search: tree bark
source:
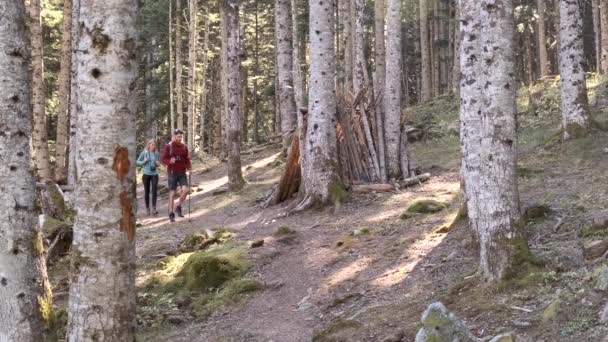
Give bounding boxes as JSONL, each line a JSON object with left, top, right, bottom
{"left": 222, "top": 0, "right": 245, "bottom": 190}
{"left": 187, "top": 0, "right": 198, "bottom": 149}
{"left": 344, "top": 0, "right": 353, "bottom": 94}
{"left": 275, "top": 0, "right": 297, "bottom": 149}
{"left": 176, "top": 0, "right": 184, "bottom": 131}
{"left": 68, "top": 0, "right": 80, "bottom": 186}
{"left": 55, "top": 0, "right": 73, "bottom": 183}
{"left": 297, "top": 0, "right": 343, "bottom": 209}
{"left": 169, "top": 0, "right": 175, "bottom": 132}
{"left": 30, "top": 0, "right": 51, "bottom": 181}
{"left": 66, "top": 0, "right": 138, "bottom": 339}
{"left": 601, "top": 0, "right": 608, "bottom": 73}
{"left": 145, "top": 38, "right": 158, "bottom": 142}
{"left": 559, "top": 0, "right": 591, "bottom": 140}
{"left": 593, "top": 0, "right": 601, "bottom": 74}
{"left": 451, "top": 0, "right": 460, "bottom": 95}
{"left": 459, "top": 0, "right": 482, "bottom": 242}
{"left": 537, "top": 0, "right": 550, "bottom": 77}
{"left": 292, "top": 0, "right": 304, "bottom": 110}
{"left": 384, "top": 0, "right": 404, "bottom": 180}
{"left": 0, "top": 2, "right": 53, "bottom": 340}
{"left": 374, "top": 0, "right": 387, "bottom": 182}
{"left": 477, "top": 0, "right": 525, "bottom": 281}
{"left": 419, "top": 0, "right": 432, "bottom": 102}
{"left": 199, "top": 8, "right": 210, "bottom": 151}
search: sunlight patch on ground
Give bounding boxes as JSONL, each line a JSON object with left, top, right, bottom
{"left": 365, "top": 207, "right": 405, "bottom": 223}
{"left": 370, "top": 233, "right": 446, "bottom": 288}
{"left": 322, "top": 257, "right": 372, "bottom": 290}
{"left": 243, "top": 152, "right": 281, "bottom": 175}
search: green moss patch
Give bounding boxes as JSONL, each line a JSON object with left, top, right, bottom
{"left": 406, "top": 200, "right": 447, "bottom": 214}
{"left": 179, "top": 229, "right": 234, "bottom": 252}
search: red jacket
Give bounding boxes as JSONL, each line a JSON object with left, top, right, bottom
{"left": 161, "top": 141, "right": 192, "bottom": 174}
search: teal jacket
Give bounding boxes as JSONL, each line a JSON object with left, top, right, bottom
{"left": 136, "top": 150, "right": 161, "bottom": 176}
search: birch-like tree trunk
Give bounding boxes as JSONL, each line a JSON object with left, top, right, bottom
{"left": 292, "top": 0, "right": 303, "bottom": 109}
{"left": 537, "top": 0, "right": 550, "bottom": 77}
{"left": 344, "top": 0, "right": 353, "bottom": 94}
{"left": 275, "top": 0, "right": 297, "bottom": 149}
{"left": 459, "top": 0, "right": 482, "bottom": 242}
{"left": 68, "top": 0, "right": 80, "bottom": 186}
{"left": 30, "top": 0, "right": 51, "bottom": 180}
{"left": 199, "top": 9, "right": 210, "bottom": 151}
{"left": 169, "top": 0, "right": 175, "bottom": 132}
{"left": 593, "top": 0, "right": 601, "bottom": 74}
{"left": 559, "top": 0, "right": 590, "bottom": 140}
{"left": 0, "top": 2, "right": 53, "bottom": 340}
{"left": 145, "top": 39, "right": 158, "bottom": 141}
{"left": 601, "top": 0, "right": 608, "bottom": 73}
{"left": 187, "top": 0, "right": 198, "bottom": 149}
{"left": 419, "top": 0, "right": 432, "bottom": 102}
{"left": 55, "top": 0, "right": 73, "bottom": 183}
{"left": 451, "top": 0, "right": 461, "bottom": 95}
{"left": 477, "top": 0, "right": 526, "bottom": 281}
{"left": 297, "top": 0, "right": 343, "bottom": 209}
{"left": 222, "top": 0, "right": 245, "bottom": 190}
{"left": 176, "top": 0, "right": 184, "bottom": 131}
{"left": 374, "top": 0, "right": 387, "bottom": 182}
{"left": 66, "top": 0, "right": 138, "bottom": 339}
{"left": 384, "top": 0, "right": 404, "bottom": 180}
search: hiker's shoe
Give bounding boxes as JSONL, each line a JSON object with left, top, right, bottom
{"left": 152, "top": 207, "right": 158, "bottom": 215}
{"left": 146, "top": 208, "right": 151, "bottom": 216}
{"left": 176, "top": 205, "right": 184, "bottom": 217}
{"left": 169, "top": 212, "right": 175, "bottom": 222}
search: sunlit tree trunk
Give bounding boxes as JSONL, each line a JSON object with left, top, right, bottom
{"left": 559, "top": 0, "right": 590, "bottom": 139}
{"left": 66, "top": 0, "right": 138, "bottom": 339}
{"left": 292, "top": 0, "right": 303, "bottom": 109}
{"left": 176, "top": 0, "right": 184, "bottom": 131}
{"left": 593, "top": 0, "right": 601, "bottom": 74}
{"left": 30, "top": 0, "right": 51, "bottom": 180}
{"left": 601, "top": 0, "right": 608, "bottom": 73}
{"left": 537, "top": 0, "right": 550, "bottom": 77}
{"left": 275, "top": 0, "right": 297, "bottom": 149}
{"left": 146, "top": 38, "right": 158, "bottom": 142}
{"left": 199, "top": 9, "right": 210, "bottom": 151}
{"left": 0, "top": 2, "right": 53, "bottom": 339}
{"left": 221, "top": 0, "right": 245, "bottom": 190}
{"left": 451, "top": 0, "right": 460, "bottom": 95}
{"left": 419, "top": 0, "right": 432, "bottom": 101}
{"left": 55, "top": 0, "right": 73, "bottom": 183}
{"left": 169, "top": 0, "right": 175, "bottom": 132}
{"left": 68, "top": 0, "right": 80, "bottom": 186}
{"left": 374, "top": 0, "right": 386, "bottom": 182}
{"left": 187, "top": 0, "right": 198, "bottom": 149}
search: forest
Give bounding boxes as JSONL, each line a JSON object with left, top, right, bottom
{"left": 2, "top": 0, "right": 608, "bottom": 341}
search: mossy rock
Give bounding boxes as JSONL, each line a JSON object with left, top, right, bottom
{"left": 42, "top": 216, "right": 72, "bottom": 237}
{"left": 193, "top": 278, "right": 262, "bottom": 317}
{"left": 178, "top": 243, "right": 250, "bottom": 292}
{"left": 179, "top": 230, "right": 234, "bottom": 252}
{"left": 329, "top": 179, "right": 350, "bottom": 207}
{"left": 406, "top": 200, "right": 447, "bottom": 214}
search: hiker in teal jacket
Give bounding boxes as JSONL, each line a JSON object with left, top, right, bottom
{"left": 137, "top": 139, "right": 161, "bottom": 215}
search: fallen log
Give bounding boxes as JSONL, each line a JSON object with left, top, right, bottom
{"left": 350, "top": 173, "right": 432, "bottom": 193}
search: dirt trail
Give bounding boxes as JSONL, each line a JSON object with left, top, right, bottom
{"left": 136, "top": 131, "right": 608, "bottom": 342}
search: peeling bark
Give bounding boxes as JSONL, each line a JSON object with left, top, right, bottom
{"left": 67, "top": 0, "right": 138, "bottom": 339}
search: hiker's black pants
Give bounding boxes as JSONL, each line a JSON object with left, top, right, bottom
{"left": 143, "top": 174, "right": 159, "bottom": 209}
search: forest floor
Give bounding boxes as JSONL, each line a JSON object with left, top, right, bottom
{"left": 50, "top": 80, "right": 608, "bottom": 341}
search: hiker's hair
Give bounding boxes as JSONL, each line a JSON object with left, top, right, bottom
{"left": 146, "top": 139, "right": 156, "bottom": 151}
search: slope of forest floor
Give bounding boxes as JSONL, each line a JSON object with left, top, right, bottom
{"left": 50, "top": 79, "right": 608, "bottom": 341}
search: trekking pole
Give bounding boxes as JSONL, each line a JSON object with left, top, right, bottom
{"left": 188, "top": 171, "right": 192, "bottom": 223}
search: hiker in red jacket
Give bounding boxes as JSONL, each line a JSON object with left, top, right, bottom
{"left": 161, "top": 129, "right": 192, "bottom": 222}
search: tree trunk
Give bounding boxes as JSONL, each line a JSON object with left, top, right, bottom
{"left": 344, "top": 0, "right": 353, "bottom": 94}
{"left": 292, "top": 0, "right": 304, "bottom": 109}
{"left": 459, "top": 0, "right": 482, "bottom": 242}
{"left": 187, "top": 0, "right": 198, "bottom": 149}
{"left": 169, "top": 0, "right": 175, "bottom": 132}
{"left": 68, "top": 0, "right": 80, "bottom": 186}
{"left": 297, "top": 0, "right": 343, "bottom": 209}
{"left": 0, "top": 2, "right": 53, "bottom": 340}
{"left": 222, "top": 0, "right": 245, "bottom": 190}
{"left": 176, "top": 0, "right": 184, "bottom": 131}
{"left": 477, "top": 0, "right": 526, "bottom": 281}
{"left": 537, "top": 0, "right": 550, "bottom": 77}
{"left": 419, "top": 0, "right": 432, "bottom": 102}
{"left": 212, "top": 57, "right": 223, "bottom": 155}
{"left": 253, "top": 2, "right": 261, "bottom": 144}
{"left": 593, "top": 0, "right": 601, "bottom": 74}
{"left": 384, "top": 0, "right": 403, "bottom": 180}
{"left": 30, "top": 0, "right": 51, "bottom": 181}
{"left": 559, "top": 0, "right": 591, "bottom": 140}
{"left": 276, "top": 0, "right": 297, "bottom": 149}
{"left": 451, "top": 0, "right": 460, "bottom": 95}
{"left": 66, "top": 0, "right": 138, "bottom": 339}
{"left": 199, "top": 9, "right": 210, "bottom": 151}
{"left": 374, "top": 0, "right": 387, "bottom": 182}
{"left": 55, "top": 0, "right": 73, "bottom": 183}
{"left": 601, "top": 0, "right": 608, "bottom": 73}
{"left": 146, "top": 39, "right": 158, "bottom": 142}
